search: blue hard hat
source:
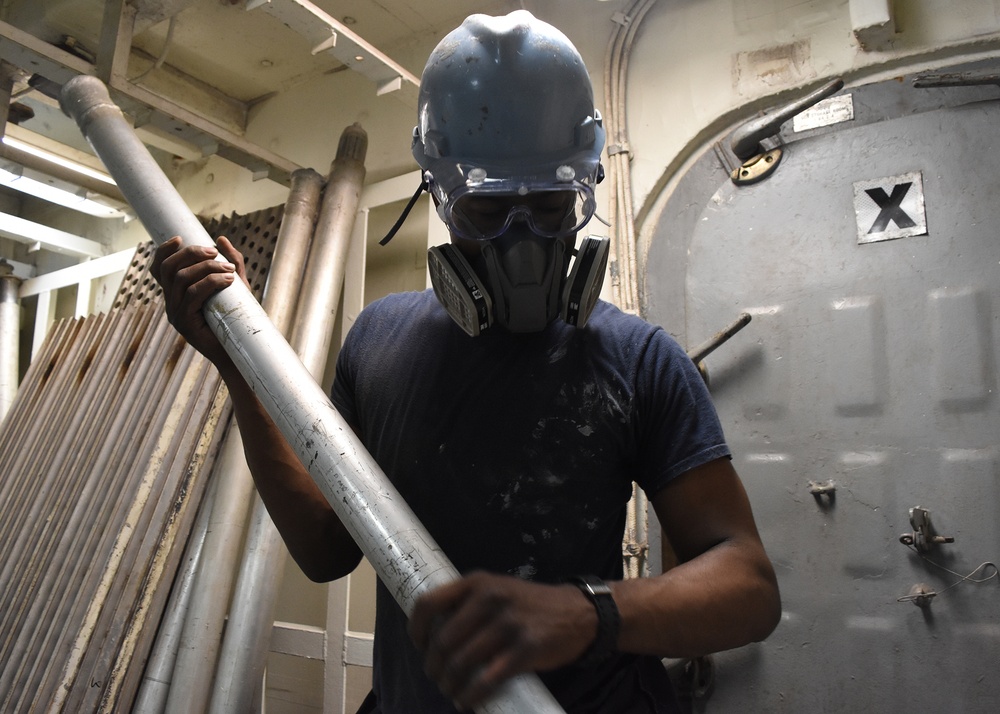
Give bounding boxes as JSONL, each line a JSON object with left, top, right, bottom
{"left": 412, "top": 11, "right": 605, "bottom": 226}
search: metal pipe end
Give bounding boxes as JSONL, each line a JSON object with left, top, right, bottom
{"left": 58, "top": 75, "right": 117, "bottom": 125}
{"left": 290, "top": 167, "right": 325, "bottom": 185}
{"left": 335, "top": 123, "right": 368, "bottom": 163}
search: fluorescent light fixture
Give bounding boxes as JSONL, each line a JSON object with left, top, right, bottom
{"left": 0, "top": 159, "right": 127, "bottom": 218}
{"left": 2, "top": 135, "right": 117, "bottom": 186}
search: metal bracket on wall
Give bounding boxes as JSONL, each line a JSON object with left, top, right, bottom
{"left": 808, "top": 479, "right": 836, "bottom": 500}
{"left": 807, "top": 479, "right": 836, "bottom": 512}
{"left": 728, "top": 78, "right": 844, "bottom": 186}
{"left": 899, "top": 506, "right": 954, "bottom": 552}
{"left": 902, "top": 583, "right": 937, "bottom": 608}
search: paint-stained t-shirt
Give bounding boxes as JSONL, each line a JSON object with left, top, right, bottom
{"left": 331, "top": 290, "right": 729, "bottom": 714}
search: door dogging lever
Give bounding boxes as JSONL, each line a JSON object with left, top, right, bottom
{"left": 729, "top": 77, "right": 844, "bottom": 185}
{"left": 899, "top": 506, "right": 954, "bottom": 552}
{"left": 687, "top": 313, "right": 752, "bottom": 385}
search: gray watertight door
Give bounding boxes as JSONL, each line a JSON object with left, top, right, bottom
{"left": 644, "top": 61, "right": 1000, "bottom": 712}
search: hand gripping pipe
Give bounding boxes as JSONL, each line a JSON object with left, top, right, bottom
{"left": 60, "top": 76, "right": 565, "bottom": 714}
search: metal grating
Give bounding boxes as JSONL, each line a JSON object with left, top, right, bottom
{"left": 0, "top": 204, "right": 283, "bottom": 712}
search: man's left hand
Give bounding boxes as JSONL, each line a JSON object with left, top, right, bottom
{"left": 408, "top": 571, "right": 596, "bottom": 710}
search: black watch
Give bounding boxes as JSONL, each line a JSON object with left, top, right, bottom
{"left": 570, "top": 575, "right": 621, "bottom": 667}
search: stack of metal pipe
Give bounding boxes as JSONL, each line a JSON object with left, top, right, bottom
{"left": 0, "top": 206, "right": 281, "bottom": 712}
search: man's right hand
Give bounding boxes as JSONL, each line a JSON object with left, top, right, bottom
{"left": 150, "top": 235, "right": 247, "bottom": 370}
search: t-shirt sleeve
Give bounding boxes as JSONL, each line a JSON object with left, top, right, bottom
{"left": 632, "top": 328, "right": 731, "bottom": 496}
{"left": 330, "top": 310, "right": 368, "bottom": 430}
{"left": 330, "top": 358, "right": 356, "bottom": 427}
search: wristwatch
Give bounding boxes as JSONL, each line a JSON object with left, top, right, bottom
{"left": 570, "top": 575, "right": 621, "bottom": 667}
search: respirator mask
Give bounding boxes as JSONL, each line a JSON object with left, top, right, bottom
{"left": 423, "top": 179, "right": 608, "bottom": 336}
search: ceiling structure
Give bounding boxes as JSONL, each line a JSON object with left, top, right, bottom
{"left": 0, "top": 0, "right": 512, "bottom": 273}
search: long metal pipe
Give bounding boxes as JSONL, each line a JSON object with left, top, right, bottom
{"left": 136, "top": 168, "right": 322, "bottom": 714}
{"left": 131, "top": 463, "right": 216, "bottom": 713}
{"left": 211, "top": 124, "right": 367, "bottom": 712}
{"left": 161, "top": 430, "right": 255, "bottom": 713}
{"left": 0, "top": 260, "right": 20, "bottom": 421}
{"left": 162, "top": 166, "right": 323, "bottom": 714}
{"left": 61, "top": 75, "right": 564, "bottom": 714}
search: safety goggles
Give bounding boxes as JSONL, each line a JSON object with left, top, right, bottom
{"left": 378, "top": 160, "right": 601, "bottom": 246}
{"left": 442, "top": 182, "right": 596, "bottom": 241}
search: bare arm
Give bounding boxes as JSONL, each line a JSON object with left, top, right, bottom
{"left": 612, "top": 457, "right": 781, "bottom": 657}
{"left": 151, "top": 236, "right": 362, "bottom": 581}
{"left": 408, "top": 457, "right": 780, "bottom": 709}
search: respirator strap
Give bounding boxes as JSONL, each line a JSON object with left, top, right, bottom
{"left": 379, "top": 179, "right": 429, "bottom": 246}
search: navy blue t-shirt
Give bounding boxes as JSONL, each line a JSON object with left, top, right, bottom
{"left": 331, "top": 290, "right": 729, "bottom": 714}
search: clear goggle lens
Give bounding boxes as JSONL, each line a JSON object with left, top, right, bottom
{"left": 444, "top": 185, "right": 595, "bottom": 241}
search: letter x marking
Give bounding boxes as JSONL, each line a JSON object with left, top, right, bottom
{"left": 865, "top": 183, "right": 916, "bottom": 233}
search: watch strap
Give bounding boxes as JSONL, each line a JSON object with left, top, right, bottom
{"left": 570, "top": 575, "right": 621, "bottom": 667}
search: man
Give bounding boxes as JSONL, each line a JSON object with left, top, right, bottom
{"left": 152, "top": 10, "right": 780, "bottom": 714}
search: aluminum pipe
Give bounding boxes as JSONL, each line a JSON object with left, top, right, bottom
{"left": 165, "top": 168, "right": 323, "bottom": 714}
{"left": 0, "top": 260, "right": 20, "bottom": 421}
{"left": 60, "top": 76, "right": 564, "bottom": 714}
{"left": 132, "top": 476, "right": 215, "bottom": 714}
{"left": 211, "top": 127, "right": 367, "bottom": 713}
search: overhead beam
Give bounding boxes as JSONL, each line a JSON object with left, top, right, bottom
{"left": 133, "top": 0, "right": 202, "bottom": 36}
{"left": 0, "top": 211, "right": 106, "bottom": 258}
{"left": 19, "top": 246, "right": 135, "bottom": 298}
{"left": 0, "top": 19, "right": 300, "bottom": 186}
{"left": 96, "top": 0, "right": 134, "bottom": 86}
{"left": 0, "top": 19, "right": 93, "bottom": 86}
{"left": 247, "top": 0, "right": 419, "bottom": 102}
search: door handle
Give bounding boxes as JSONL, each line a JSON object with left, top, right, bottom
{"left": 729, "top": 78, "right": 844, "bottom": 185}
